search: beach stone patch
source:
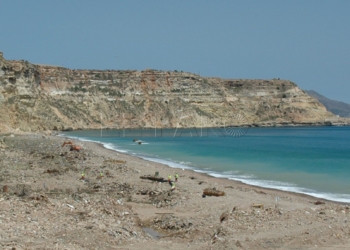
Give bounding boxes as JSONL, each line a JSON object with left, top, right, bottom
{"left": 211, "top": 205, "right": 350, "bottom": 249}
{"left": 1, "top": 134, "right": 350, "bottom": 249}
{"left": 13, "top": 184, "right": 31, "bottom": 197}
{"left": 0, "top": 135, "right": 147, "bottom": 246}
{"left": 148, "top": 190, "right": 182, "bottom": 208}
{"left": 152, "top": 215, "right": 194, "bottom": 232}
{"left": 87, "top": 181, "right": 135, "bottom": 196}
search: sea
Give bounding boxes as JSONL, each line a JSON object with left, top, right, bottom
{"left": 60, "top": 126, "right": 350, "bottom": 203}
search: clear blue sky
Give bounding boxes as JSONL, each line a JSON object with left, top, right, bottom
{"left": 1, "top": 0, "right": 349, "bottom": 102}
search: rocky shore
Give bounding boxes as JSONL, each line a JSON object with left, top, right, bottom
{"left": 0, "top": 133, "right": 350, "bottom": 250}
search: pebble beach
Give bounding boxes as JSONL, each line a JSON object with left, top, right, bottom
{"left": 0, "top": 133, "right": 350, "bottom": 250}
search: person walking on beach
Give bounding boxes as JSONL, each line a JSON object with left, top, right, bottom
{"left": 168, "top": 174, "right": 172, "bottom": 183}
{"left": 175, "top": 173, "right": 179, "bottom": 182}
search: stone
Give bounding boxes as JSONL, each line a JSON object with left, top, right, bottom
{"left": 0, "top": 53, "right": 341, "bottom": 133}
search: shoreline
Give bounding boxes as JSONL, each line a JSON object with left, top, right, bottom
{"left": 77, "top": 134, "right": 340, "bottom": 203}
{"left": 61, "top": 132, "right": 350, "bottom": 205}
{"left": 1, "top": 133, "right": 350, "bottom": 249}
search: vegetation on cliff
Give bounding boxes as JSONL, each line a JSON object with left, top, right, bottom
{"left": 0, "top": 52, "right": 336, "bottom": 133}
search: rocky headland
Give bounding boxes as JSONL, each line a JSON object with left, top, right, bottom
{"left": 1, "top": 51, "right": 347, "bottom": 134}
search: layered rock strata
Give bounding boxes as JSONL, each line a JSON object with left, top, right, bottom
{"left": 0, "top": 52, "right": 337, "bottom": 133}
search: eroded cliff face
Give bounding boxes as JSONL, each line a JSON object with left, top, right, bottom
{"left": 0, "top": 52, "right": 336, "bottom": 133}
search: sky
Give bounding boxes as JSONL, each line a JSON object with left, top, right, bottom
{"left": 1, "top": 0, "right": 349, "bottom": 102}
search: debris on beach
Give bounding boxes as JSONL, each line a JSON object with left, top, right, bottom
{"left": 219, "top": 207, "right": 237, "bottom": 223}
{"left": 252, "top": 203, "right": 264, "bottom": 209}
{"left": 70, "top": 145, "right": 82, "bottom": 151}
{"left": 61, "top": 140, "right": 82, "bottom": 151}
{"left": 203, "top": 188, "right": 225, "bottom": 197}
{"left": 314, "top": 201, "right": 325, "bottom": 205}
{"left": 44, "top": 169, "right": 60, "bottom": 174}
{"left": 151, "top": 214, "right": 194, "bottom": 232}
{"left": 1, "top": 134, "right": 350, "bottom": 249}
{"left": 220, "top": 211, "right": 230, "bottom": 223}
{"left": 140, "top": 175, "right": 167, "bottom": 182}
{"left": 103, "top": 159, "right": 126, "bottom": 164}
{"left": 61, "top": 141, "right": 74, "bottom": 147}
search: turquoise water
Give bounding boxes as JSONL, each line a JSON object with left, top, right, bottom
{"left": 61, "top": 126, "right": 350, "bottom": 203}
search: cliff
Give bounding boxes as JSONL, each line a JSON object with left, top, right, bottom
{"left": 0, "top": 52, "right": 338, "bottom": 133}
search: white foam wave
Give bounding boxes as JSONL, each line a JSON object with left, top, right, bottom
{"left": 58, "top": 133, "right": 350, "bottom": 203}
{"left": 225, "top": 176, "right": 350, "bottom": 203}
{"left": 178, "top": 161, "right": 193, "bottom": 166}
{"left": 193, "top": 170, "right": 350, "bottom": 203}
{"left": 103, "top": 143, "right": 128, "bottom": 153}
{"left": 142, "top": 157, "right": 193, "bottom": 170}
{"left": 59, "top": 134, "right": 129, "bottom": 153}
{"left": 222, "top": 170, "right": 240, "bottom": 175}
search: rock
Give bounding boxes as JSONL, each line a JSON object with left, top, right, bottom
{"left": 0, "top": 53, "right": 339, "bottom": 133}
{"left": 314, "top": 201, "right": 325, "bottom": 205}
{"left": 62, "top": 127, "right": 73, "bottom": 131}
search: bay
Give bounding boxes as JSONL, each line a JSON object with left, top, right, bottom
{"left": 61, "top": 126, "right": 350, "bottom": 203}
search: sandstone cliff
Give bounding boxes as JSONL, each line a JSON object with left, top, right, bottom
{"left": 0, "top": 52, "right": 337, "bottom": 133}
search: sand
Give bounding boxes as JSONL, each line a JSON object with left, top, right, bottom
{"left": 0, "top": 133, "right": 349, "bottom": 250}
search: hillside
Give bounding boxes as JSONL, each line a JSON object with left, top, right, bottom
{"left": 306, "top": 90, "right": 350, "bottom": 118}
{"left": 0, "top": 51, "right": 340, "bottom": 133}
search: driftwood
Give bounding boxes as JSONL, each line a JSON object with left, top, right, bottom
{"left": 314, "top": 201, "right": 325, "bottom": 205}
{"left": 44, "top": 169, "right": 60, "bottom": 174}
{"left": 62, "top": 141, "right": 73, "bottom": 147}
{"left": 103, "top": 159, "right": 126, "bottom": 164}
{"left": 203, "top": 188, "right": 225, "bottom": 197}
{"left": 252, "top": 204, "right": 264, "bottom": 209}
{"left": 140, "top": 175, "right": 167, "bottom": 182}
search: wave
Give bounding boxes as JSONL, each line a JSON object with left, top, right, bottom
{"left": 59, "top": 132, "right": 350, "bottom": 203}
{"left": 226, "top": 176, "right": 350, "bottom": 203}
{"left": 59, "top": 133, "right": 130, "bottom": 153}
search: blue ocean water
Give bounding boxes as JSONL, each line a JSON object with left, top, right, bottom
{"left": 61, "top": 126, "right": 350, "bottom": 203}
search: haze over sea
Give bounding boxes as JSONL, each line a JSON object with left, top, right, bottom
{"left": 62, "top": 126, "right": 350, "bottom": 203}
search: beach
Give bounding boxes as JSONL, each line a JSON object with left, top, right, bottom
{"left": 0, "top": 133, "right": 349, "bottom": 250}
